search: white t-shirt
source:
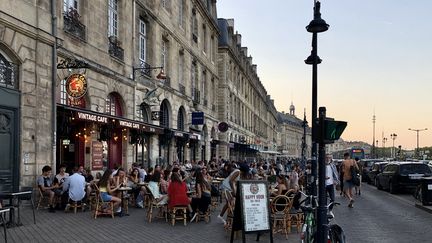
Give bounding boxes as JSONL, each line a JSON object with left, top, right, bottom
{"left": 326, "top": 164, "right": 334, "bottom": 186}
{"left": 56, "top": 173, "right": 69, "bottom": 185}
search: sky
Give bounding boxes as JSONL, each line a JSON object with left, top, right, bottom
{"left": 217, "top": 0, "right": 432, "bottom": 150}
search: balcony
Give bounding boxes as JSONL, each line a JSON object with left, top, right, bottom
{"left": 63, "top": 8, "right": 86, "bottom": 41}
{"left": 138, "top": 61, "right": 151, "bottom": 77}
{"left": 108, "top": 36, "right": 124, "bottom": 61}
{"left": 179, "top": 84, "right": 186, "bottom": 95}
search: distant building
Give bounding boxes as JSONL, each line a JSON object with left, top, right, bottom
{"left": 277, "top": 109, "right": 311, "bottom": 159}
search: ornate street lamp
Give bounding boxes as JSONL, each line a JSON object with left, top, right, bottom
{"left": 305, "top": 1, "right": 329, "bottom": 242}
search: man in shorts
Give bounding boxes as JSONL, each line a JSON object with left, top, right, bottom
{"left": 341, "top": 153, "right": 358, "bottom": 208}
{"left": 36, "top": 165, "right": 61, "bottom": 212}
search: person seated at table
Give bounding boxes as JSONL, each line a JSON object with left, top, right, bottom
{"left": 160, "top": 169, "right": 171, "bottom": 195}
{"left": 55, "top": 164, "right": 69, "bottom": 190}
{"left": 190, "top": 170, "right": 212, "bottom": 222}
{"left": 202, "top": 167, "right": 213, "bottom": 182}
{"left": 145, "top": 167, "right": 154, "bottom": 183}
{"left": 129, "top": 168, "right": 146, "bottom": 208}
{"left": 62, "top": 167, "right": 86, "bottom": 206}
{"left": 167, "top": 172, "right": 192, "bottom": 213}
{"left": 98, "top": 169, "right": 122, "bottom": 214}
{"left": 113, "top": 168, "right": 128, "bottom": 198}
{"left": 36, "top": 165, "right": 61, "bottom": 213}
{"left": 147, "top": 171, "right": 168, "bottom": 205}
{"left": 273, "top": 175, "right": 289, "bottom": 196}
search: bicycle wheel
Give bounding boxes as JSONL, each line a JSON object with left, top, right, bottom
{"left": 301, "top": 224, "right": 315, "bottom": 243}
{"left": 329, "top": 224, "right": 345, "bottom": 243}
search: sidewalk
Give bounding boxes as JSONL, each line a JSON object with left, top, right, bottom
{"left": 2, "top": 203, "right": 300, "bottom": 243}
{"left": 415, "top": 203, "right": 432, "bottom": 214}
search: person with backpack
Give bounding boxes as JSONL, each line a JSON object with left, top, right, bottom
{"left": 341, "top": 153, "right": 359, "bottom": 208}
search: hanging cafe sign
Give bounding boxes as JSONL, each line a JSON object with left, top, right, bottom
{"left": 66, "top": 73, "right": 88, "bottom": 99}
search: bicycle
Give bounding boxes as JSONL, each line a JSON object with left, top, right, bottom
{"left": 299, "top": 191, "right": 345, "bottom": 243}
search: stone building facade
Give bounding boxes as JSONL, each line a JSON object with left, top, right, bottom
{"left": 0, "top": 1, "right": 56, "bottom": 191}
{"left": 0, "top": 0, "right": 301, "bottom": 191}
{"left": 217, "top": 18, "right": 279, "bottom": 162}
{"left": 277, "top": 107, "right": 312, "bottom": 159}
{"left": 0, "top": 0, "right": 222, "bottom": 190}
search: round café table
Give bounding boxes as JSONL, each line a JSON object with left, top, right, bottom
{"left": 117, "top": 187, "right": 132, "bottom": 216}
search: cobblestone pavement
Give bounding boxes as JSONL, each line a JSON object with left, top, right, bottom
{"left": 2, "top": 202, "right": 300, "bottom": 243}
{"left": 334, "top": 183, "right": 432, "bottom": 243}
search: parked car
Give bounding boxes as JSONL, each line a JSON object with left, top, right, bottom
{"left": 360, "top": 159, "right": 384, "bottom": 183}
{"left": 376, "top": 162, "right": 432, "bottom": 193}
{"left": 367, "top": 162, "right": 388, "bottom": 186}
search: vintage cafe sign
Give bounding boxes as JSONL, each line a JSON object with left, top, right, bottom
{"left": 66, "top": 73, "right": 88, "bottom": 99}
{"left": 76, "top": 112, "right": 108, "bottom": 123}
{"left": 118, "top": 120, "right": 141, "bottom": 129}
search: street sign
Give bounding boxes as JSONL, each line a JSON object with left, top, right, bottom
{"left": 323, "top": 118, "right": 347, "bottom": 144}
{"left": 192, "top": 112, "right": 204, "bottom": 125}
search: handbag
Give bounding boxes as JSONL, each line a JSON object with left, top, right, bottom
{"left": 350, "top": 165, "right": 360, "bottom": 186}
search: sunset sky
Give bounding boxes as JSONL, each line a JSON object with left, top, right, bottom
{"left": 218, "top": 0, "right": 432, "bottom": 150}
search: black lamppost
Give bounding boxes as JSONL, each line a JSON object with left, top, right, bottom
{"left": 305, "top": 0, "right": 329, "bottom": 196}
{"left": 305, "top": 1, "right": 329, "bottom": 242}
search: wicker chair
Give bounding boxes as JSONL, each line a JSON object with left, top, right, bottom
{"left": 93, "top": 184, "right": 114, "bottom": 219}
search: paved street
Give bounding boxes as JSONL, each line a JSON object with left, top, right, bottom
{"left": 334, "top": 183, "right": 432, "bottom": 243}
{"left": 2, "top": 184, "right": 432, "bottom": 243}
{"left": 2, "top": 202, "right": 300, "bottom": 243}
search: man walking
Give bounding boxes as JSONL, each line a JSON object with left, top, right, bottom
{"left": 341, "top": 152, "right": 358, "bottom": 208}
{"left": 325, "top": 154, "right": 339, "bottom": 203}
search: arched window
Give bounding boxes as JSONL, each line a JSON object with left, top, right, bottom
{"left": 0, "top": 53, "right": 18, "bottom": 89}
{"left": 160, "top": 100, "right": 170, "bottom": 128}
{"left": 177, "top": 107, "right": 185, "bottom": 131}
{"left": 139, "top": 103, "right": 150, "bottom": 122}
{"left": 105, "top": 93, "right": 123, "bottom": 116}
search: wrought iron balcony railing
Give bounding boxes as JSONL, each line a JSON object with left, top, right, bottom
{"left": 108, "top": 36, "right": 124, "bottom": 61}
{"left": 138, "top": 61, "right": 151, "bottom": 77}
{"left": 63, "top": 9, "right": 86, "bottom": 41}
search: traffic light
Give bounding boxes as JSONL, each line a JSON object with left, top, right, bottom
{"left": 321, "top": 118, "right": 347, "bottom": 144}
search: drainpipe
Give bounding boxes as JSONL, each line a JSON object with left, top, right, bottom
{"left": 51, "top": 0, "right": 58, "bottom": 173}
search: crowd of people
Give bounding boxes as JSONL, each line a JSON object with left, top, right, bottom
{"left": 33, "top": 153, "right": 362, "bottom": 221}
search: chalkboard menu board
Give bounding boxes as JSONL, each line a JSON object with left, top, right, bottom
{"left": 230, "top": 180, "right": 273, "bottom": 243}
{"left": 92, "top": 141, "right": 103, "bottom": 170}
